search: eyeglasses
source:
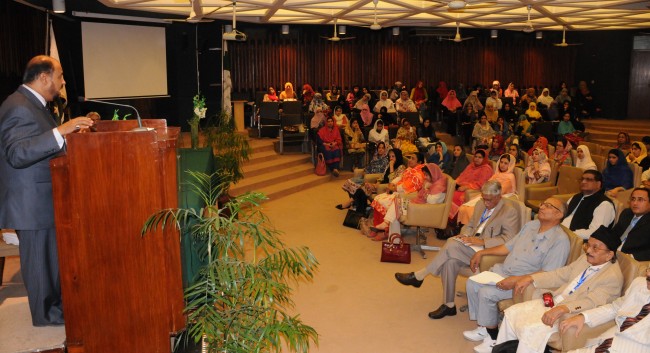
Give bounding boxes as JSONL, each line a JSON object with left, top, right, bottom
{"left": 540, "top": 202, "right": 562, "bottom": 213}
{"left": 631, "top": 197, "right": 649, "bottom": 202}
{"left": 585, "top": 242, "right": 609, "bottom": 253}
{"left": 581, "top": 177, "right": 596, "bottom": 182}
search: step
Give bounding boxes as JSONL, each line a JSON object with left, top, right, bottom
{"left": 230, "top": 163, "right": 315, "bottom": 194}
{"left": 242, "top": 154, "right": 312, "bottom": 178}
{"left": 253, "top": 173, "right": 339, "bottom": 201}
{"left": 248, "top": 138, "right": 276, "bottom": 153}
{"left": 246, "top": 149, "right": 284, "bottom": 165}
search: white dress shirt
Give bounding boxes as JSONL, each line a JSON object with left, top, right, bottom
{"left": 562, "top": 195, "right": 616, "bottom": 240}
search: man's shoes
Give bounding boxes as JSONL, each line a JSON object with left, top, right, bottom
{"left": 473, "top": 338, "right": 496, "bottom": 353}
{"left": 427, "top": 304, "right": 457, "bottom": 319}
{"left": 394, "top": 272, "right": 423, "bottom": 288}
{"left": 463, "top": 326, "right": 489, "bottom": 342}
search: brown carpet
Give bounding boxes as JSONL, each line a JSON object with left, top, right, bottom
{"left": 262, "top": 176, "right": 481, "bottom": 352}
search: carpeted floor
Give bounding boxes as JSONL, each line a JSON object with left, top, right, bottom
{"left": 0, "top": 174, "right": 482, "bottom": 353}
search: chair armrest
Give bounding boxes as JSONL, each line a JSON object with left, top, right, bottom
{"left": 401, "top": 202, "right": 446, "bottom": 228}
{"left": 512, "top": 284, "right": 537, "bottom": 304}
{"left": 560, "top": 321, "right": 616, "bottom": 352}
{"left": 479, "top": 255, "right": 506, "bottom": 272}
{"left": 526, "top": 186, "right": 559, "bottom": 203}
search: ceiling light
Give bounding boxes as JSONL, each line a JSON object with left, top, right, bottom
{"left": 491, "top": 29, "right": 498, "bottom": 39}
{"left": 282, "top": 25, "right": 289, "bottom": 35}
{"left": 448, "top": 1, "right": 466, "bottom": 10}
{"left": 52, "top": 0, "right": 65, "bottom": 13}
{"left": 225, "top": 24, "right": 233, "bottom": 33}
{"left": 338, "top": 25, "right": 346, "bottom": 35}
{"left": 536, "top": 31, "right": 543, "bottom": 39}
{"left": 392, "top": 27, "right": 400, "bottom": 36}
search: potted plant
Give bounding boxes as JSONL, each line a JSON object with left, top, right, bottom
{"left": 142, "top": 170, "right": 319, "bottom": 353}
{"left": 205, "top": 109, "right": 252, "bottom": 188}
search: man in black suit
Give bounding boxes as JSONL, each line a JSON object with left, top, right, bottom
{"left": 614, "top": 187, "right": 650, "bottom": 261}
{"left": 0, "top": 55, "right": 93, "bottom": 326}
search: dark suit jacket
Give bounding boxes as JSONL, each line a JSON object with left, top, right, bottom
{"left": 614, "top": 209, "right": 650, "bottom": 261}
{"left": 0, "top": 85, "right": 62, "bottom": 230}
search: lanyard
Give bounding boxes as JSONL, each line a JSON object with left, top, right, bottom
{"left": 479, "top": 208, "right": 493, "bottom": 224}
{"left": 569, "top": 267, "right": 596, "bottom": 295}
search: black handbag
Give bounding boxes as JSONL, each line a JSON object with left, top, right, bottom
{"left": 342, "top": 210, "right": 364, "bottom": 229}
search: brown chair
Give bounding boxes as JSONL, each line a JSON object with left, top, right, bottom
{"left": 591, "top": 154, "right": 607, "bottom": 172}
{"left": 629, "top": 162, "right": 642, "bottom": 187}
{"left": 0, "top": 231, "right": 20, "bottom": 285}
{"left": 525, "top": 165, "right": 585, "bottom": 213}
{"left": 579, "top": 141, "right": 601, "bottom": 156}
{"left": 558, "top": 253, "right": 650, "bottom": 352}
{"left": 400, "top": 174, "right": 456, "bottom": 259}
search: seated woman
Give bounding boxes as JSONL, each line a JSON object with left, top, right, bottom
{"left": 524, "top": 147, "right": 551, "bottom": 184}
{"left": 346, "top": 85, "right": 360, "bottom": 110}
{"left": 444, "top": 145, "right": 470, "bottom": 179}
{"left": 557, "top": 111, "right": 576, "bottom": 136}
{"left": 484, "top": 101, "right": 499, "bottom": 124}
{"left": 554, "top": 87, "right": 572, "bottom": 106}
{"left": 395, "top": 118, "right": 418, "bottom": 155}
{"left": 309, "top": 93, "right": 329, "bottom": 114}
{"left": 457, "top": 153, "right": 517, "bottom": 225}
{"left": 604, "top": 148, "right": 634, "bottom": 198}
{"left": 492, "top": 116, "right": 513, "bottom": 142}
{"left": 344, "top": 118, "right": 367, "bottom": 170}
{"left": 520, "top": 87, "right": 537, "bottom": 111}
{"left": 410, "top": 81, "right": 429, "bottom": 116}
{"left": 508, "top": 143, "right": 526, "bottom": 169}
{"left": 552, "top": 137, "right": 573, "bottom": 167}
{"left": 354, "top": 93, "right": 374, "bottom": 127}
{"left": 337, "top": 141, "right": 390, "bottom": 211}
{"left": 503, "top": 82, "right": 519, "bottom": 106}
{"left": 460, "top": 101, "right": 479, "bottom": 146}
{"left": 411, "top": 163, "right": 447, "bottom": 205}
{"left": 536, "top": 88, "right": 554, "bottom": 119}
{"left": 575, "top": 145, "right": 598, "bottom": 171}
{"left": 527, "top": 136, "right": 549, "bottom": 157}
{"left": 463, "top": 90, "right": 484, "bottom": 111}
{"left": 426, "top": 141, "right": 450, "bottom": 169}
{"left": 310, "top": 105, "right": 326, "bottom": 129}
{"left": 488, "top": 135, "right": 506, "bottom": 162}
{"left": 326, "top": 86, "right": 340, "bottom": 102}
{"left": 626, "top": 141, "right": 650, "bottom": 171}
{"left": 332, "top": 106, "right": 349, "bottom": 127}
{"left": 485, "top": 90, "right": 502, "bottom": 111}
{"left": 262, "top": 86, "right": 279, "bottom": 102}
{"left": 525, "top": 102, "right": 542, "bottom": 122}
{"left": 516, "top": 115, "right": 535, "bottom": 150}
{"left": 373, "top": 90, "right": 396, "bottom": 114}
{"left": 449, "top": 149, "right": 493, "bottom": 223}
{"left": 393, "top": 152, "right": 426, "bottom": 195}
{"left": 417, "top": 118, "right": 437, "bottom": 152}
{"left": 301, "top": 84, "right": 315, "bottom": 109}
{"left": 472, "top": 115, "right": 496, "bottom": 151}
{"left": 396, "top": 90, "right": 417, "bottom": 113}
{"left": 279, "top": 82, "right": 297, "bottom": 101}
{"left": 368, "top": 118, "right": 389, "bottom": 146}
{"left": 317, "top": 116, "right": 343, "bottom": 177}
{"left": 614, "top": 132, "right": 632, "bottom": 154}
{"left": 441, "top": 89, "right": 462, "bottom": 135}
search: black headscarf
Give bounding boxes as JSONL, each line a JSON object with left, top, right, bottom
{"left": 382, "top": 148, "right": 404, "bottom": 183}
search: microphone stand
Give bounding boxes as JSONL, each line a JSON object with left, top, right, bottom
{"left": 78, "top": 97, "right": 154, "bottom": 132}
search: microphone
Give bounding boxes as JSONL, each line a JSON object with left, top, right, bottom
{"left": 77, "top": 96, "right": 153, "bottom": 132}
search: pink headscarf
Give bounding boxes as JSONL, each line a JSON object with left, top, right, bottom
{"left": 413, "top": 163, "right": 447, "bottom": 204}
{"left": 441, "top": 89, "right": 462, "bottom": 111}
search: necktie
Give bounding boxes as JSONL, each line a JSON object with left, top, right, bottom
{"left": 620, "top": 216, "right": 640, "bottom": 246}
{"left": 594, "top": 300, "right": 650, "bottom": 353}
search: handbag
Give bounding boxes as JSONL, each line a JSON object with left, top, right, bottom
{"left": 342, "top": 209, "right": 364, "bottom": 229}
{"left": 380, "top": 234, "right": 411, "bottom": 264}
{"left": 315, "top": 153, "right": 327, "bottom": 176}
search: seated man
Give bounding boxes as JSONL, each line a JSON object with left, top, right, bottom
{"left": 492, "top": 226, "right": 624, "bottom": 353}
{"left": 559, "top": 268, "right": 650, "bottom": 353}
{"left": 562, "top": 170, "right": 616, "bottom": 240}
{"left": 463, "top": 198, "right": 570, "bottom": 351}
{"left": 614, "top": 187, "right": 650, "bottom": 261}
{"left": 393, "top": 180, "right": 521, "bottom": 319}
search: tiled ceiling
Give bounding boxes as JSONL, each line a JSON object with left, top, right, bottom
{"left": 98, "top": 0, "right": 650, "bottom": 31}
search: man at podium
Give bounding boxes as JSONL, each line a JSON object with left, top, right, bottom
{"left": 0, "top": 55, "right": 93, "bottom": 326}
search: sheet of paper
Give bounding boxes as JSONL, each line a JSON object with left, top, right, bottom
{"left": 468, "top": 271, "right": 505, "bottom": 285}
{"left": 451, "top": 236, "right": 484, "bottom": 253}
{"left": 2, "top": 231, "right": 19, "bottom": 246}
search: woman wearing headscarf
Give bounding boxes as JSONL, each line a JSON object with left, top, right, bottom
{"left": 504, "top": 82, "right": 520, "bottom": 105}
{"left": 279, "top": 82, "right": 297, "bottom": 101}
{"left": 417, "top": 118, "right": 437, "bottom": 151}
{"left": 411, "top": 163, "right": 447, "bottom": 205}
{"left": 460, "top": 101, "right": 480, "bottom": 146}
{"left": 525, "top": 102, "right": 542, "bottom": 122}
{"left": 554, "top": 88, "right": 572, "bottom": 106}
{"left": 368, "top": 119, "right": 389, "bottom": 146}
{"left": 472, "top": 115, "right": 496, "bottom": 150}
{"left": 575, "top": 145, "right": 598, "bottom": 171}
{"left": 410, "top": 81, "right": 429, "bottom": 112}
{"left": 344, "top": 118, "right": 367, "bottom": 168}
{"left": 493, "top": 116, "right": 513, "bottom": 142}
{"left": 614, "top": 132, "right": 632, "bottom": 155}
{"left": 455, "top": 83, "right": 468, "bottom": 100}
{"left": 537, "top": 88, "right": 554, "bottom": 110}
{"left": 552, "top": 137, "right": 573, "bottom": 167}
{"left": 520, "top": 87, "right": 537, "bottom": 110}
{"left": 508, "top": 143, "right": 526, "bottom": 169}
{"left": 354, "top": 93, "right": 374, "bottom": 127}
{"left": 442, "top": 89, "right": 463, "bottom": 135}
{"left": 488, "top": 134, "right": 506, "bottom": 162}
{"left": 393, "top": 152, "right": 426, "bottom": 195}
{"left": 527, "top": 136, "right": 549, "bottom": 157}
{"left": 309, "top": 92, "right": 329, "bottom": 113}
{"left": 626, "top": 141, "right": 650, "bottom": 171}
{"left": 346, "top": 85, "right": 360, "bottom": 110}
{"left": 427, "top": 141, "right": 450, "bottom": 168}
{"left": 436, "top": 81, "right": 449, "bottom": 101}
{"left": 449, "top": 149, "right": 493, "bottom": 220}
{"left": 332, "top": 106, "right": 349, "bottom": 127}
{"left": 263, "top": 86, "right": 279, "bottom": 102}
{"left": 326, "top": 86, "right": 340, "bottom": 102}
{"left": 603, "top": 148, "right": 634, "bottom": 197}
{"left": 373, "top": 90, "right": 396, "bottom": 113}
{"left": 444, "top": 145, "right": 470, "bottom": 179}
{"left": 336, "top": 141, "right": 389, "bottom": 211}
{"left": 463, "top": 90, "right": 484, "bottom": 111}
{"left": 457, "top": 153, "right": 517, "bottom": 225}
{"left": 484, "top": 101, "right": 499, "bottom": 124}
{"left": 302, "top": 84, "right": 315, "bottom": 108}
{"left": 317, "top": 116, "right": 343, "bottom": 177}
{"left": 524, "top": 148, "right": 551, "bottom": 184}
{"left": 396, "top": 118, "right": 418, "bottom": 155}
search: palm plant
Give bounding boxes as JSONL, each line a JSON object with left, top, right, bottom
{"left": 205, "top": 110, "right": 252, "bottom": 187}
{"left": 142, "top": 170, "right": 319, "bottom": 353}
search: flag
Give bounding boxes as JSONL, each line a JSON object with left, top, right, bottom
{"left": 49, "top": 23, "right": 68, "bottom": 124}
{"left": 222, "top": 39, "right": 232, "bottom": 121}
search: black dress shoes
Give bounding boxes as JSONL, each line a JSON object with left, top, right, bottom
{"left": 428, "top": 304, "right": 457, "bottom": 319}
{"left": 394, "top": 272, "right": 423, "bottom": 288}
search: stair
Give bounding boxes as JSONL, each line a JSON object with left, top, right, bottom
{"left": 229, "top": 138, "right": 334, "bottom": 201}
{"left": 583, "top": 119, "right": 650, "bottom": 145}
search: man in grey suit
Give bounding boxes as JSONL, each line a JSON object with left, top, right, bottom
{"left": 0, "top": 55, "right": 93, "bottom": 326}
{"left": 394, "top": 180, "right": 522, "bottom": 319}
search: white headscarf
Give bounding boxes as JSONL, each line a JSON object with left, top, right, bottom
{"left": 537, "top": 88, "right": 554, "bottom": 107}
{"left": 575, "top": 145, "right": 597, "bottom": 171}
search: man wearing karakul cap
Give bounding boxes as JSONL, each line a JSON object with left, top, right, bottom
{"left": 486, "top": 226, "right": 624, "bottom": 353}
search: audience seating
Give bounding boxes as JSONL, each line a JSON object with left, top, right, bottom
{"left": 257, "top": 102, "right": 281, "bottom": 138}
{"left": 279, "top": 113, "right": 308, "bottom": 154}
{"left": 629, "top": 162, "right": 642, "bottom": 187}
{"left": 400, "top": 174, "right": 456, "bottom": 259}
{"left": 579, "top": 141, "right": 601, "bottom": 156}
{"left": 598, "top": 145, "right": 612, "bottom": 157}
{"left": 0, "top": 234, "right": 19, "bottom": 286}
{"left": 591, "top": 154, "right": 606, "bottom": 171}
{"left": 524, "top": 165, "right": 584, "bottom": 213}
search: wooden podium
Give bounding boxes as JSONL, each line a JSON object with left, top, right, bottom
{"left": 50, "top": 120, "right": 185, "bottom": 353}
